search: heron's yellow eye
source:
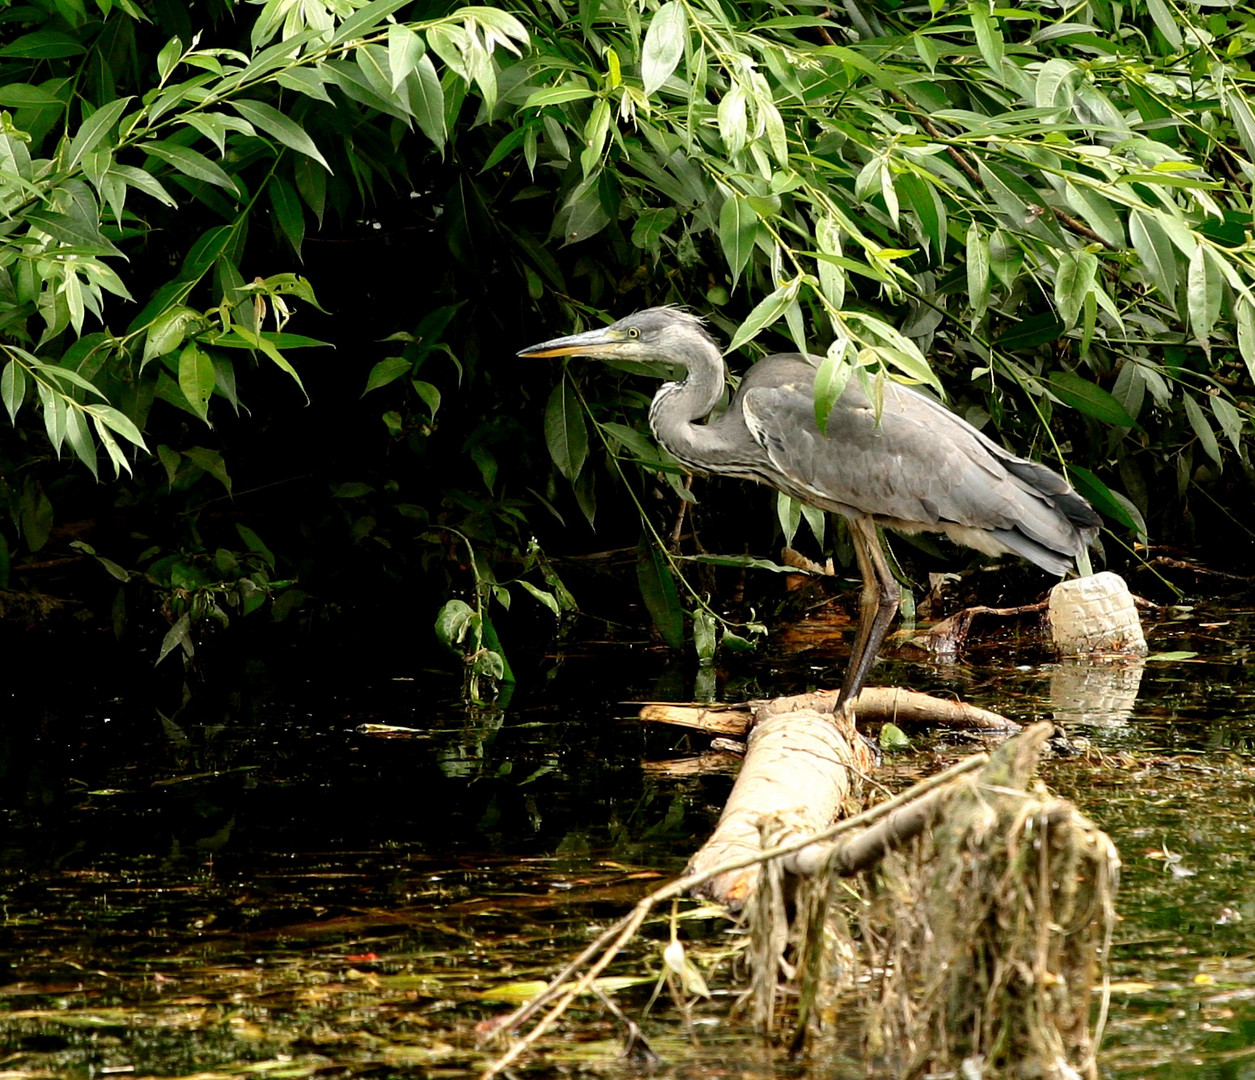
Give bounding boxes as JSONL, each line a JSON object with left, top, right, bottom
{"left": 627, "top": 327, "right": 640, "bottom": 338}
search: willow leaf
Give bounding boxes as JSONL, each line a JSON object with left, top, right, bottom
{"left": 409, "top": 53, "right": 447, "bottom": 150}
{"left": 1183, "top": 392, "right": 1222, "bottom": 468}
{"left": 544, "top": 376, "right": 588, "bottom": 482}
{"left": 178, "top": 344, "right": 215, "bottom": 425}
{"left": 641, "top": 2, "right": 686, "bottom": 96}
{"left": 1186, "top": 244, "right": 1221, "bottom": 349}
{"left": 718, "top": 195, "right": 757, "bottom": 289}
{"left": 67, "top": 97, "right": 133, "bottom": 170}
{"left": 1048, "top": 371, "right": 1137, "bottom": 426}
{"left": 231, "top": 98, "right": 331, "bottom": 172}
{"left": 142, "top": 141, "right": 239, "bottom": 193}
{"left": 636, "top": 538, "right": 684, "bottom": 649}
{"left": 814, "top": 345, "right": 853, "bottom": 434}
{"left": 727, "top": 281, "right": 798, "bottom": 355}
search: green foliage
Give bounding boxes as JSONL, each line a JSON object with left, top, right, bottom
{"left": 433, "top": 533, "right": 576, "bottom": 700}
{"left": 0, "top": 1, "right": 524, "bottom": 476}
{"left": 510, "top": 0, "right": 1255, "bottom": 649}
{"left": 71, "top": 526, "right": 301, "bottom": 667}
{"left": 5, "top": 0, "right": 1255, "bottom": 673}
{"left": 0, "top": 0, "right": 541, "bottom": 660}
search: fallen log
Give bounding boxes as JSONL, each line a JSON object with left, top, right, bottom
{"left": 479, "top": 753, "right": 994, "bottom": 1078}
{"left": 483, "top": 725, "right": 1117, "bottom": 1080}
{"left": 685, "top": 707, "right": 875, "bottom": 908}
{"left": 639, "top": 685, "right": 1020, "bottom": 739}
{"left": 484, "top": 662, "right": 1119, "bottom": 1078}
{"left": 655, "top": 684, "right": 1019, "bottom": 908}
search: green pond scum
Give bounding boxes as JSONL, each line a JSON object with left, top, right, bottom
{"left": 4, "top": 593, "right": 1255, "bottom": 1078}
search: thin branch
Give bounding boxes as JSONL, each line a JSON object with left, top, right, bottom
{"left": 888, "top": 89, "right": 1119, "bottom": 251}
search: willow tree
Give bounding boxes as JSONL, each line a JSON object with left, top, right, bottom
{"left": 0, "top": 0, "right": 1250, "bottom": 668}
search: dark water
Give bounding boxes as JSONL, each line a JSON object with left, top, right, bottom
{"left": 3, "top": 584, "right": 1255, "bottom": 1078}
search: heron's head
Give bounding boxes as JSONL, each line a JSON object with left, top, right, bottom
{"left": 517, "top": 307, "right": 717, "bottom": 371}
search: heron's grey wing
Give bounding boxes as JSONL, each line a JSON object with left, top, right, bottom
{"left": 739, "top": 378, "right": 1091, "bottom": 573}
{"left": 740, "top": 378, "right": 962, "bottom": 522}
{"left": 871, "top": 385, "right": 1099, "bottom": 536}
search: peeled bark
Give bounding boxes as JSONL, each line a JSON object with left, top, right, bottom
{"left": 685, "top": 707, "right": 875, "bottom": 908}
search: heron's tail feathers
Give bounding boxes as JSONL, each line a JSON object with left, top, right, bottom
{"left": 991, "top": 458, "right": 1101, "bottom": 575}
{"left": 1001, "top": 458, "right": 1101, "bottom": 530}
{"left": 986, "top": 527, "right": 1085, "bottom": 577}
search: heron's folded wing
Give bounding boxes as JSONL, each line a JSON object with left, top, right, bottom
{"left": 740, "top": 380, "right": 1093, "bottom": 570}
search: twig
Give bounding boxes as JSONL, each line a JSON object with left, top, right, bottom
{"left": 669, "top": 475, "right": 693, "bottom": 550}
{"left": 1051, "top": 206, "right": 1115, "bottom": 249}
{"left": 591, "top": 981, "right": 662, "bottom": 1065}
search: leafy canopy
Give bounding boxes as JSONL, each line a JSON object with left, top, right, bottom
{"left": 2, "top": 0, "right": 1254, "bottom": 669}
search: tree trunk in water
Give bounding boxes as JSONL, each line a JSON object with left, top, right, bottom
{"left": 685, "top": 706, "right": 875, "bottom": 909}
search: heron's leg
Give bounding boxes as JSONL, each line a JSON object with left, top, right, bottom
{"left": 837, "top": 516, "right": 901, "bottom": 708}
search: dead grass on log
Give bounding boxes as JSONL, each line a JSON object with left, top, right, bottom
{"left": 794, "top": 727, "right": 1120, "bottom": 1079}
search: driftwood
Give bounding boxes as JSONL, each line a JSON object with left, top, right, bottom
{"left": 479, "top": 752, "right": 993, "bottom": 1079}
{"left": 686, "top": 707, "right": 875, "bottom": 908}
{"left": 482, "top": 722, "right": 1116, "bottom": 1080}
{"left": 647, "top": 685, "right": 1018, "bottom": 909}
{"left": 912, "top": 599, "right": 1048, "bottom": 654}
{"left": 640, "top": 749, "right": 743, "bottom": 778}
{"left": 639, "top": 685, "right": 1020, "bottom": 739}
{"left": 483, "top": 724, "right": 1118, "bottom": 1077}
{"left": 638, "top": 702, "right": 751, "bottom": 737}
{"left": 480, "top": 668, "right": 1117, "bottom": 1079}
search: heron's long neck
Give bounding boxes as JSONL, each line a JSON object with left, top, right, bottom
{"left": 646, "top": 339, "right": 730, "bottom": 472}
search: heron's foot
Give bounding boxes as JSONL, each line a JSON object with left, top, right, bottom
{"left": 836, "top": 693, "right": 884, "bottom": 765}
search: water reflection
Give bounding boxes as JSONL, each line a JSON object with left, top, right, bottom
{"left": 3, "top": 596, "right": 1255, "bottom": 1078}
{"left": 1048, "top": 657, "right": 1146, "bottom": 727}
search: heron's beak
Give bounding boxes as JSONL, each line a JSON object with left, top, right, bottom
{"left": 516, "top": 326, "right": 627, "bottom": 358}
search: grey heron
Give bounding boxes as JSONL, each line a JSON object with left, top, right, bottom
{"left": 519, "top": 307, "right": 1100, "bottom": 705}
